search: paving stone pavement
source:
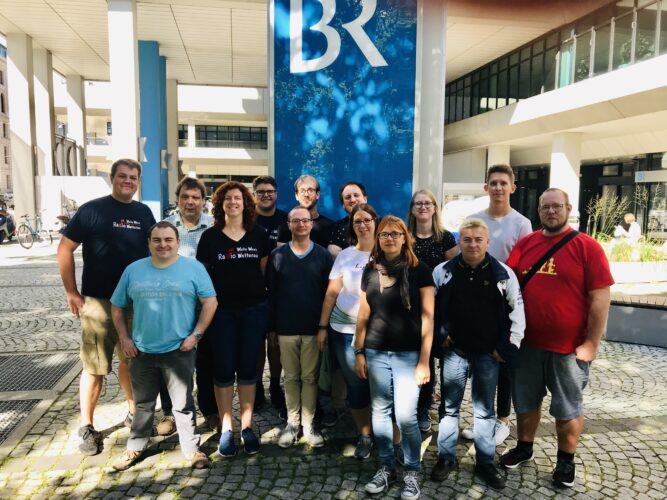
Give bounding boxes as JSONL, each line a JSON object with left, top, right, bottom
{"left": 1, "top": 243, "right": 666, "bottom": 499}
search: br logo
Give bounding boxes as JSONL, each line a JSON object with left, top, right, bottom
{"left": 290, "top": 0, "right": 388, "bottom": 73}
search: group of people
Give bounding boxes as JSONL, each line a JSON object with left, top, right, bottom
{"left": 57, "top": 159, "right": 613, "bottom": 500}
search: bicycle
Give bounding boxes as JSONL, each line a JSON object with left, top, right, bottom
{"left": 17, "top": 211, "right": 53, "bottom": 249}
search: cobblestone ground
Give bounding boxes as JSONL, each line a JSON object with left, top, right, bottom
{"left": 1, "top": 242, "right": 666, "bottom": 499}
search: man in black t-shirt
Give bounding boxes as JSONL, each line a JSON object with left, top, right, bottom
{"left": 252, "top": 175, "right": 288, "bottom": 416}
{"left": 277, "top": 175, "right": 333, "bottom": 248}
{"left": 327, "top": 181, "right": 368, "bottom": 257}
{"left": 57, "top": 159, "right": 156, "bottom": 456}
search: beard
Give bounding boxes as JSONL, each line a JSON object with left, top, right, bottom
{"left": 542, "top": 219, "right": 569, "bottom": 234}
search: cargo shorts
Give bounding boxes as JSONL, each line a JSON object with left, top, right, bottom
{"left": 79, "top": 296, "right": 132, "bottom": 375}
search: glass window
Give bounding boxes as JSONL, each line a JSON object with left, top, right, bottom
{"left": 488, "top": 72, "right": 498, "bottom": 111}
{"left": 455, "top": 88, "right": 463, "bottom": 121}
{"left": 497, "top": 69, "right": 508, "bottom": 107}
{"left": 558, "top": 39, "right": 574, "bottom": 87}
{"left": 661, "top": 2, "right": 667, "bottom": 54}
{"left": 462, "top": 84, "right": 471, "bottom": 119}
{"left": 531, "top": 53, "right": 544, "bottom": 94}
{"left": 593, "top": 23, "right": 612, "bottom": 75}
{"left": 509, "top": 52, "right": 519, "bottom": 65}
{"left": 508, "top": 65, "right": 519, "bottom": 104}
{"left": 544, "top": 47, "right": 558, "bottom": 91}
{"left": 499, "top": 58, "right": 508, "bottom": 70}
{"left": 0, "top": 70, "right": 3, "bottom": 85}
{"left": 478, "top": 74, "right": 490, "bottom": 113}
{"left": 519, "top": 59, "right": 531, "bottom": 98}
{"left": 471, "top": 83, "right": 480, "bottom": 116}
{"left": 532, "top": 39, "right": 545, "bottom": 55}
{"left": 472, "top": 71, "right": 479, "bottom": 83}
{"left": 521, "top": 46, "right": 531, "bottom": 61}
{"left": 546, "top": 32, "right": 560, "bottom": 49}
{"left": 612, "top": 12, "right": 634, "bottom": 69}
{"left": 635, "top": 3, "right": 658, "bottom": 61}
{"left": 574, "top": 31, "right": 592, "bottom": 82}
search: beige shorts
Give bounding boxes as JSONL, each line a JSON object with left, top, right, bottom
{"left": 79, "top": 296, "right": 132, "bottom": 375}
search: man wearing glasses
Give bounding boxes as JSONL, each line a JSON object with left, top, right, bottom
{"left": 502, "top": 188, "right": 613, "bottom": 489}
{"left": 268, "top": 206, "right": 334, "bottom": 448}
{"left": 252, "top": 176, "right": 288, "bottom": 416}
{"left": 277, "top": 175, "right": 334, "bottom": 248}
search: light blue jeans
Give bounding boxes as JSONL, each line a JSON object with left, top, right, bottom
{"left": 366, "top": 348, "right": 421, "bottom": 472}
{"left": 437, "top": 348, "right": 499, "bottom": 465}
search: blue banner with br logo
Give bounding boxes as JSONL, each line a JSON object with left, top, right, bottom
{"left": 272, "top": 0, "right": 418, "bottom": 219}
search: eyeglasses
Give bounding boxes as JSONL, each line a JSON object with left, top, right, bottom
{"left": 297, "top": 188, "right": 317, "bottom": 196}
{"left": 413, "top": 201, "right": 433, "bottom": 208}
{"left": 254, "top": 189, "right": 276, "bottom": 197}
{"left": 353, "top": 218, "right": 374, "bottom": 226}
{"left": 289, "top": 218, "right": 313, "bottom": 225}
{"left": 539, "top": 203, "right": 566, "bottom": 213}
{"left": 378, "top": 231, "right": 404, "bottom": 240}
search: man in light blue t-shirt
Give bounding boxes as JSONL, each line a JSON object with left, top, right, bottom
{"left": 110, "top": 221, "right": 217, "bottom": 471}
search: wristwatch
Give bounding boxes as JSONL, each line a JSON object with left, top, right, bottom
{"left": 192, "top": 330, "right": 203, "bottom": 342}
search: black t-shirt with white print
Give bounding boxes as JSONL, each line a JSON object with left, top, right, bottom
{"left": 256, "top": 208, "right": 288, "bottom": 251}
{"left": 196, "top": 224, "right": 270, "bottom": 307}
{"left": 63, "top": 195, "right": 156, "bottom": 299}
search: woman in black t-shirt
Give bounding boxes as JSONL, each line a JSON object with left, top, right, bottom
{"left": 196, "top": 181, "right": 270, "bottom": 458}
{"left": 407, "top": 189, "right": 457, "bottom": 433}
{"left": 354, "top": 216, "right": 434, "bottom": 497}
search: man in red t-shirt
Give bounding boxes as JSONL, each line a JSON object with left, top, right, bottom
{"left": 500, "top": 188, "right": 613, "bottom": 489}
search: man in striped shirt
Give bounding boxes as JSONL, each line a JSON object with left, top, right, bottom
{"left": 159, "top": 177, "right": 217, "bottom": 436}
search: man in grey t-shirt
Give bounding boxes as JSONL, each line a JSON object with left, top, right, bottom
{"left": 466, "top": 164, "right": 532, "bottom": 445}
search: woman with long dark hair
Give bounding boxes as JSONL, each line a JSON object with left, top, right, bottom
{"left": 354, "top": 216, "right": 435, "bottom": 500}
{"left": 196, "top": 181, "right": 270, "bottom": 457}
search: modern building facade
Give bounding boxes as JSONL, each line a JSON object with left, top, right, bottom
{"left": 0, "top": 0, "right": 665, "bottom": 238}
{"left": 0, "top": 43, "right": 11, "bottom": 194}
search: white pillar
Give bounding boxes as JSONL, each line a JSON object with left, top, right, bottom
{"left": 66, "top": 75, "right": 87, "bottom": 176}
{"left": 7, "top": 33, "right": 37, "bottom": 217}
{"left": 187, "top": 123, "right": 196, "bottom": 148}
{"left": 550, "top": 132, "right": 582, "bottom": 219}
{"left": 166, "top": 79, "right": 179, "bottom": 203}
{"left": 413, "top": 0, "right": 447, "bottom": 201}
{"left": 33, "top": 48, "right": 56, "bottom": 177}
{"left": 487, "top": 144, "right": 511, "bottom": 168}
{"left": 108, "top": 0, "right": 140, "bottom": 160}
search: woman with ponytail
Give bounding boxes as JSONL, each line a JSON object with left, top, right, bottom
{"left": 354, "top": 215, "right": 435, "bottom": 500}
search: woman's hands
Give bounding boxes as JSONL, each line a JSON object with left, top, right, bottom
{"left": 415, "top": 360, "right": 430, "bottom": 385}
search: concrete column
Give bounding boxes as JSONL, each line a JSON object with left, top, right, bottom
{"left": 413, "top": 0, "right": 447, "bottom": 201}
{"left": 487, "top": 144, "right": 511, "bottom": 168}
{"left": 165, "top": 79, "right": 179, "bottom": 203}
{"left": 550, "top": 132, "right": 582, "bottom": 219}
{"left": 32, "top": 47, "right": 56, "bottom": 177}
{"left": 7, "top": 33, "right": 37, "bottom": 217}
{"left": 187, "top": 123, "right": 196, "bottom": 148}
{"left": 108, "top": 0, "right": 140, "bottom": 160}
{"left": 66, "top": 75, "right": 87, "bottom": 176}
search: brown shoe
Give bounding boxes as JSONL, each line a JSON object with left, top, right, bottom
{"left": 190, "top": 450, "right": 211, "bottom": 469}
{"left": 112, "top": 450, "right": 144, "bottom": 471}
{"left": 205, "top": 414, "right": 221, "bottom": 434}
{"left": 156, "top": 415, "right": 176, "bottom": 436}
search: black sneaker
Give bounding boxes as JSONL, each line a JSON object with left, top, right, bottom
{"left": 499, "top": 446, "right": 534, "bottom": 469}
{"left": 474, "top": 463, "right": 506, "bottom": 489}
{"left": 430, "top": 457, "right": 456, "bottom": 482}
{"left": 78, "top": 425, "right": 102, "bottom": 456}
{"left": 364, "top": 466, "right": 397, "bottom": 494}
{"left": 553, "top": 459, "right": 575, "bottom": 488}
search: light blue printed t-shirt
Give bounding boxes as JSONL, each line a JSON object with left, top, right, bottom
{"left": 111, "top": 256, "right": 216, "bottom": 354}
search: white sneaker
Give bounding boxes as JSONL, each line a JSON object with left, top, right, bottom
{"left": 494, "top": 420, "right": 511, "bottom": 445}
{"left": 460, "top": 426, "right": 474, "bottom": 440}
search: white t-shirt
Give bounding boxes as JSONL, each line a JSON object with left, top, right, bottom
{"left": 328, "top": 246, "right": 370, "bottom": 334}
{"left": 469, "top": 208, "right": 532, "bottom": 263}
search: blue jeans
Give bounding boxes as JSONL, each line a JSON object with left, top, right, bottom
{"left": 209, "top": 301, "right": 270, "bottom": 387}
{"left": 366, "top": 348, "right": 421, "bottom": 472}
{"left": 437, "top": 348, "right": 499, "bottom": 465}
{"left": 329, "top": 328, "right": 370, "bottom": 409}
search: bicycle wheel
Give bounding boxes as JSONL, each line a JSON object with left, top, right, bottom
{"left": 39, "top": 229, "right": 53, "bottom": 245}
{"left": 17, "top": 224, "right": 34, "bottom": 249}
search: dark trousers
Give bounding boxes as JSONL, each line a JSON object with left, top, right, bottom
{"left": 496, "top": 362, "right": 512, "bottom": 419}
{"left": 417, "top": 353, "right": 436, "bottom": 411}
{"left": 159, "top": 334, "right": 218, "bottom": 418}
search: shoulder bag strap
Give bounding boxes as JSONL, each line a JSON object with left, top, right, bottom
{"left": 520, "top": 230, "right": 579, "bottom": 290}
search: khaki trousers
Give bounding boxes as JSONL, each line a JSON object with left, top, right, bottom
{"left": 278, "top": 335, "right": 320, "bottom": 428}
